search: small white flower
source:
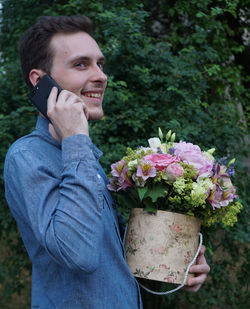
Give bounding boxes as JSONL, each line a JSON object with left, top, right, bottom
{"left": 191, "top": 178, "right": 213, "bottom": 202}
{"left": 148, "top": 137, "right": 161, "bottom": 149}
{"left": 197, "top": 172, "right": 211, "bottom": 180}
{"left": 128, "top": 159, "right": 138, "bottom": 169}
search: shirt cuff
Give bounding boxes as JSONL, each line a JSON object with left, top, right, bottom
{"left": 61, "top": 134, "right": 96, "bottom": 163}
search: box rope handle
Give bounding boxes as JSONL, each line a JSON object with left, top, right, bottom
{"left": 123, "top": 225, "right": 203, "bottom": 295}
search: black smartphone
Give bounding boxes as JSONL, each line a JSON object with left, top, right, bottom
{"left": 28, "top": 74, "right": 62, "bottom": 121}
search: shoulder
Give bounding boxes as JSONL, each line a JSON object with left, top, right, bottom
{"left": 4, "top": 130, "right": 57, "bottom": 176}
{"left": 5, "top": 131, "right": 41, "bottom": 164}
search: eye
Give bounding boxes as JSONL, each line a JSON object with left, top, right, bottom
{"left": 97, "top": 63, "right": 104, "bottom": 71}
{"left": 75, "top": 62, "right": 86, "bottom": 68}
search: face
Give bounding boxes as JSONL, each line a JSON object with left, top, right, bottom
{"left": 49, "top": 32, "right": 107, "bottom": 120}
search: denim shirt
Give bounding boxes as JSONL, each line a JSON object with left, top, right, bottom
{"left": 4, "top": 116, "right": 142, "bottom": 309}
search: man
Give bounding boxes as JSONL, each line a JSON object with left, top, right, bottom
{"left": 4, "top": 15, "right": 210, "bottom": 308}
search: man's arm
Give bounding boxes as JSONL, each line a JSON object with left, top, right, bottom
{"left": 4, "top": 88, "right": 105, "bottom": 272}
{"left": 5, "top": 133, "right": 104, "bottom": 273}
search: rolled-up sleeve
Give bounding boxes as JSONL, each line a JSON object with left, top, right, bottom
{"left": 5, "top": 134, "right": 104, "bottom": 273}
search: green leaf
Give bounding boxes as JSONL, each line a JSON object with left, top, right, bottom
{"left": 137, "top": 186, "right": 148, "bottom": 201}
{"left": 143, "top": 198, "right": 157, "bottom": 214}
{"left": 114, "top": 188, "right": 139, "bottom": 209}
{"left": 144, "top": 183, "right": 166, "bottom": 203}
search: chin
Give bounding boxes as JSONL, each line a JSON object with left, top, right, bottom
{"left": 88, "top": 108, "right": 104, "bottom": 121}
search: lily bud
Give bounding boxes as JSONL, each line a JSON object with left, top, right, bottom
{"left": 166, "top": 130, "right": 172, "bottom": 141}
{"left": 207, "top": 148, "right": 216, "bottom": 155}
{"left": 158, "top": 127, "right": 163, "bottom": 141}
{"left": 228, "top": 158, "right": 236, "bottom": 167}
{"left": 170, "top": 133, "right": 176, "bottom": 142}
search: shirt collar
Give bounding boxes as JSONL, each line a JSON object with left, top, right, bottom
{"left": 35, "top": 116, "right": 103, "bottom": 160}
{"left": 35, "top": 116, "right": 60, "bottom": 147}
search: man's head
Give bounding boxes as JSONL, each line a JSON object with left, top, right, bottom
{"left": 19, "top": 15, "right": 107, "bottom": 120}
{"left": 19, "top": 15, "right": 92, "bottom": 90}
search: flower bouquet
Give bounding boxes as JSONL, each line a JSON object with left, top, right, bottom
{"left": 108, "top": 129, "right": 242, "bottom": 284}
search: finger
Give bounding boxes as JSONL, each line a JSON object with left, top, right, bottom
{"left": 56, "top": 89, "right": 74, "bottom": 105}
{"left": 47, "top": 87, "right": 58, "bottom": 114}
{"left": 196, "top": 245, "right": 206, "bottom": 262}
{"left": 196, "top": 253, "right": 206, "bottom": 265}
{"left": 189, "top": 263, "right": 210, "bottom": 274}
{"left": 182, "top": 283, "right": 202, "bottom": 293}
{"left": 194, "top": 245, "right": 206, "bottom": 264}
{"left": 187, "top": 273, "right": 207, "bottom": 287}
{"left": 199, "top": 245, "right": 206, "bottom": 256}
{"left": 81, "top": 102, "right": 89, "bottom": 120}
{"left": 71, "top": 98, "right": 89, "bottom": 119}
{"left": 62, "top": 92, "right": 80, "bottom": 105}
{"left": 190, "top": 245, "right": 207, "bottom": 269}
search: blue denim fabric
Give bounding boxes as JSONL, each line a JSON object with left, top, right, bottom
{"left": 4, "top": 116, "right": 143, "bottom": 309}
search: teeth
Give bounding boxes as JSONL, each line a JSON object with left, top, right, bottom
{"left": 84, "top": 93, "right": 101, "bottom": 98}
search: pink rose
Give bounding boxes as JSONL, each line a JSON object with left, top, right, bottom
{"left": 143, "top": 154, "right": 179, "bottom": 171}
{"left": 173, "top": 141, "right": 213, "bottom": 177}
{"left": 164, "top": 163, "right": 184, "bottom": 182}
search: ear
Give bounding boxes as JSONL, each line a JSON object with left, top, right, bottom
{"left": 29, "top": 69, "right": 46, "bottom": 87}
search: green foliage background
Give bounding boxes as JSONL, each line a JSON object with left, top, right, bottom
{"left": 0, "top": 0, "right": 249, "bottom": 308}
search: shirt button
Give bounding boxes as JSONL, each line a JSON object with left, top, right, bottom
{"left": 97, "top": 174, "right": 101, "bottom": 179}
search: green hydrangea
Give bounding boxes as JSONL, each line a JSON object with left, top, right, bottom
{"left": 173, "top": 177, "right": 186, "bottom": 194}
{"left": 221, "top": 201, "right": 243, "bottom": 227}
{"left": 190, "top": 178, "right": 213, "bottom": 207}
{"left": 202, "top": 201, "right": 243, "bottom": 227}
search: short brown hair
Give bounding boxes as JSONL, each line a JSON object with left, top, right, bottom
{"left": 19, "top": 15, "right": 93, "bottom": 89}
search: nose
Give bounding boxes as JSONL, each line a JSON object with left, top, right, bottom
{"left": 91, "top": 64, "right": 107, "bottom": 83}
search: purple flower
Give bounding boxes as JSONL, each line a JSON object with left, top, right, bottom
{"left": 107, "top": 177, "right": 121, "bottom": 192}
{"left": 207, "top": 163, "right": 238, "bottom": 209}
{"left": 110, "top": 159, "right": 126, "bottom": 177}
{"left": 119, "top": 167, "right": 133, "bottom": 191}
{"left": 169, "top": 148, "right": 175, "bottom": 155}
{"left": 136, "top": 161, "right": 157, "bottom": 181}
{"left": 227, "top": 164, "right": 235, "bottom": 177}
{"left": 107, "top": 167, "right": 133, "bottom": 192}
{"left": 132, "top": 174, "right": 146, "bottom": 187}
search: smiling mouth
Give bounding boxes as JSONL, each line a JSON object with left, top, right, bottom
{"left": 83, "top": 92, "right": 102, "bottom": 98}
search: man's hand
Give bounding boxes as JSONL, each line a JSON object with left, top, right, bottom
{"left": 181, "top": 245, "right": 210, "bottom": 292}
{"left": 47, "top": 87, "right": 89, "bottom": 142}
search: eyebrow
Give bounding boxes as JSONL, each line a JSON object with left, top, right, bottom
{"left": 67, "top": 55, "right": 106, "bottom": 65}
